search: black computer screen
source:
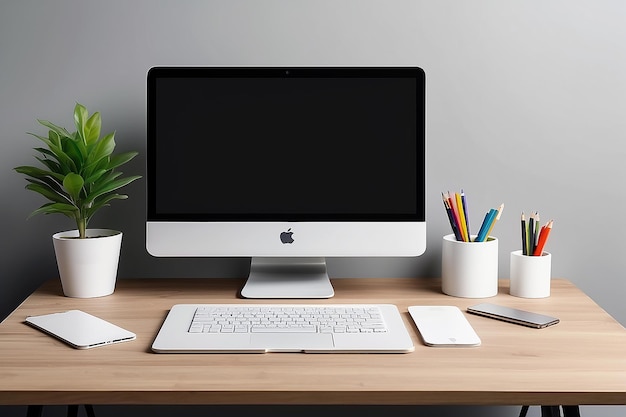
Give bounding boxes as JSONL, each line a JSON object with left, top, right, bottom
{"left": 147, "top": 67, "right": 425, "bottom": 222}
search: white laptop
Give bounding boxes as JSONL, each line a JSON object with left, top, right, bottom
{"left": 152, "top": 303, "right": 414, "bottom": 353}
{"left": 25, "top": 310, "right": 136, "bottom": 349}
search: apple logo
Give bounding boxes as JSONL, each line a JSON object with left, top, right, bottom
{"left": 280, "top": 228, "right": 294, "bottom": 244}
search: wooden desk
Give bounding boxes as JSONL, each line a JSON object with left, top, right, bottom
{"left": 0, "top": 278, "right": 625, "bottom": 406}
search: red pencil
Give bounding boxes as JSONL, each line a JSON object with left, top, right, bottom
{"left": 533, "top": 220, "right": 553, "bottom": 256}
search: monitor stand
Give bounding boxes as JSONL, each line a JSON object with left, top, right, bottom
{"left": 241, "top": 257, "right": 335, "bottom": 299}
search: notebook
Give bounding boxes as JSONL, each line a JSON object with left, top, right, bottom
{"left": 152, "top": 303, "right": 415, "bottom": 353}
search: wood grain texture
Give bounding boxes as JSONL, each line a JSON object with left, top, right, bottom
{"left": 0, "top": 278, "right": 625, "bottom": 406}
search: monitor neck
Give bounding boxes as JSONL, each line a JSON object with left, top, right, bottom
{"left": 241, "top": 257, "right": 334, "bottom": 299}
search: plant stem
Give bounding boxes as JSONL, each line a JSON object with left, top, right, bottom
{"left": 77, "top": 217, "right": 86, "bottom": 239}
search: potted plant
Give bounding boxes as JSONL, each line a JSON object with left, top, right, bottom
{"left": 14, "top": 103, "right": 141, "bottom": 298}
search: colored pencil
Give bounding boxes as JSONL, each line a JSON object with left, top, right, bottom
{"left": 521, "top": 212, "right": 527, "bottom": 255}
{"left": 455, "top": 192, "right": 469, "bottom": 242}
{"left": 461, "top": 189, "right": 471, "bottom": 240}
{"left": 442, "top": 192, "right": 463, "bottom": 241}
{"left": 475, "top": 208, "right": 497, "bottom": 242}
{"left": 475, "top": 211, "right": 491, "bottom": 242}
{"left": 533, "top": 220, "right": 553, "bottom": 256}
{"left": 533, "top": 212, "right": 540, "bottom": 255}
{"left": 447, "top": 192, "right": 464, "bottom": 241}
{"left": 528, "top": 212, "right": 535, "bottom": 257}
{"left": 484, "top": 203, "right": 504, "bottom": 240}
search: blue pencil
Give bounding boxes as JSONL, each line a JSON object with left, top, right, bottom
{"left": 476, "top": 208, "right": 497, "bottom": 242}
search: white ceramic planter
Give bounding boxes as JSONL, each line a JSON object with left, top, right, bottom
{"left": 52, "top": 229, "right": 122, "bottom": 298}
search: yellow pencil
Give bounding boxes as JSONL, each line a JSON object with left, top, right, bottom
{"left": 455, "top": 192, "right": 468, "bottom": 242}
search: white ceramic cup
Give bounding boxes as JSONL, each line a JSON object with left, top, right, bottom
{"left": 509, "top": 250, "right": 552, "bottom": 298}
{"left": 441, "top": 234, "right": 498, "bottom": 298}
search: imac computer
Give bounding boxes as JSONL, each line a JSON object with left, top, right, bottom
{"left": 146, "top": 66, "right": 426, "bottom": 298}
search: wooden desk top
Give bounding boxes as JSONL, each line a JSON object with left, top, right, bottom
{"left": 0, "top": 277, "right": 625, "bottom": 406}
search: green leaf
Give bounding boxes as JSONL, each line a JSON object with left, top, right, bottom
{"left": 63, "top": 172, "right": 84, "bottom": 201}
{"left": 25, "top": 182, "right": 71, "bottom": 204}
{"left": 34, "top": 147, "right": 58, "bottom": 159}
{"left": 84, "top": 111, "right": 101, "bottom": 145}
{"left": 29, "top": 202, "right": 77, "bottom": 219}
{"left": 60, "top": 136, "right": 84, "bottom": 168}
{"left": 34, "top": 156, "right": 61, "bottom": 174}
{"left": 108, "top": 151, "right": 138, "bottom": 170}
{"left": 93, "top": 170, "right": 123, "bottom": 187}
{"left": 85, "top": 175, "right": 141, "bottom": 204}
{"left": 25, "top": 177, "right": 65, "bottom": 195}
{"left": 74, "top": 103, "right": 88, "bottom": 143}
{"left": 87, "top": 132, "right": 116, "bottom": 166}
{"left": 74, "top": 132, "right": 88, "bottom": 159}
{"left": 14, "top": 165, "right": 65, "bottom": 183}
{"left": 37, "top": 119, "right": 71, "bottom": 139}
{"left": 48, "top": 130, "right": 62, "bottom": 148}
{"left": 27, "top": 132, "right": 55, "bottom": 149}
{"left": 83, "top": 168, "right": 108, "bottom": 184}
{"left": 39, "top": 140, "right": 77, "bottom": 174}
{"left": 85, "top": 193, "right": 128, "bottom": 219}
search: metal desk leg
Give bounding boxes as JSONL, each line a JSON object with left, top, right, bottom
{"left": 68, "top": 404, "right": 96, "bottom": 417}
{"left": 26, "top": 404, "right": 96, "bottom": 417}
{"left": 536, "top": 405, "right": 581, "bottom": 417}
{"left": 85, "top": 405, "right": 96, "bottom": 417}
{"left": 26, "top": 405, "right": 43, "bottom": 417}
{"left": 562, "top": 406, "right": 581, "bottom": 417}
{"left": 541, "top": 406, "right": 561, "bottom": 417}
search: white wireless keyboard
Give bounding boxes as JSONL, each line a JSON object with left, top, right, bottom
{"left": 189, "top": 304, "right": 388, "bottom": 334}
{"left": 152, "top": 303, "right": 414, "bottom": 353}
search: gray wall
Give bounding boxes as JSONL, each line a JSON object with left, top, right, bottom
{"left": 1, "top": 1, "right": 624, "bottom": 416}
